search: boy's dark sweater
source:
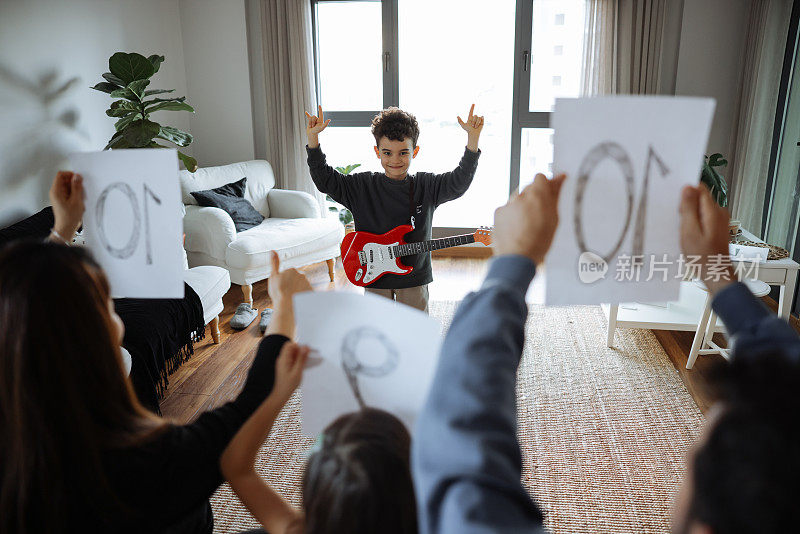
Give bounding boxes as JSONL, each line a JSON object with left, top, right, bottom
{"left": 307, "top": 144, "right": 480, "bottom": 289}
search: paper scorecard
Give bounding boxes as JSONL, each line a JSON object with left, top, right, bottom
{"left": 545, "top": 96, "right": 716, "bottom": 306}
{"left": 294, "top": 291, "right": 442, "bottom": 436}
{"left": 69, "top": 149, "right": 184, "bottom": 298}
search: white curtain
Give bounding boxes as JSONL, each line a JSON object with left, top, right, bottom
{"left": 245, "top": 0, "right": 324, "bottom": 214}
{"left": 728, "top": 0, "right": 792, "bottom": 236}
{"left": 581, "top": 0, "right": 667, "bottom": 96}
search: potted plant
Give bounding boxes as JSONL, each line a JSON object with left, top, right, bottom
{"left": 328, "top": 163, "right": 359, "bottom": 232}
{"left": 92, "top": 52, "right": 197, "bottom": 172}
{"left": 700, "top": 153, "right": 728, "bottom": 208}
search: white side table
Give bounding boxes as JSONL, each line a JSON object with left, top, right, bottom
{"left": 605, "top": 229, "right": 799, "bottom": 347}
{"left": 685, "top": 278, "right": 771, "bottom": 369}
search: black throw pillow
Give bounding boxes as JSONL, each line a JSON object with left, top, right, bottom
{"left": 190, "top": 177, "right": 265, "bottom": 233}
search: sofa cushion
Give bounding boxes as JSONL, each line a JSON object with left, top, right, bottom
{"left": 191, "top": 178, "right": 265, "bottom": 233}
{"left": 184, "top": 265, "right": 230, "bottom": 313}
{"left": 226, "top": 217, "right": 343, "bottom": 271}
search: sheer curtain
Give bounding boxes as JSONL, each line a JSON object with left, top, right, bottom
{"left": 728, "top": 0, "right": 792, "bottom": 236}
{"left": 581, "top": 0, "right": 668, "bottom": 96}
{"left": 245, "top": 0, "right": 324, "bottom": 213}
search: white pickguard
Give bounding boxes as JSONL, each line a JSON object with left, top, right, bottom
{"left": 362, "top": 242, "right": 405, "bottom": 284}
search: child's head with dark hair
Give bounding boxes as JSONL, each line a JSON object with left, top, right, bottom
{"left": 302, "top": 408, "right": 417, "bottom": 534}
{"left": 371, "top": 107, "right": 420, "bottom": 147}
{"left": 675, "top": 349, "right": 800, "bottom": 533}
{"left": 371, "top": 108, "right": 421, "bottom": 181}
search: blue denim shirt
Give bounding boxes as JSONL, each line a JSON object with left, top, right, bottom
{"left": 412, "top": 255, "right": 796, "bottom": 533}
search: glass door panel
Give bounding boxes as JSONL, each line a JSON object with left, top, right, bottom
{"left": 398, "top": 0, "right": 516, "bottom": 227}
{"left": 317, "top": 1, "right": 384, "bottom": 111}
{"left": 528, "top": 0, "right": 586, "bottom": 112}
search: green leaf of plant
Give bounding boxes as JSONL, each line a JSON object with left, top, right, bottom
{"left": 106, "top": 108, "right": 137, "bottom": 118}
{"left": 143, "top": 88, "right": 174, "bottom": 97}
{"left": 128, "top": 79, "right": 150, "bottom": 97}
{"left": 122, "top": 119, "right": 162, "bottom": 147}
{"left": 146, "top": 101, "right": 194, "bottom": 114}
{"left": 109, "top": 87, "right": 139, "bottom": 102}
{"left": 109, "top": 52, "right": 155, "bottom": 85}
{"left": 708, "top": 153, "right": 728, "bottom": 168}
{"left": 114, "top": 112, "right": 142, "bottom": 131}
{"left": 143, "top": 96, "right": 186, "bottom": 107}
{"left": 104, "top": 132, "right": 122, "bottom": 150}
{"left": 148, "top": 54, "right": 165, "bottom": 74}
{"left": 105, "top": 100, "right": 139, "bottom": 117}
{"left": 157, "top": 126, "right": 193, "bottom": 147}
{"left": 91, "top": 82, "right": 119, "bottom": 94}
{"left": 102, "top": 72, "right": 125, "bottom": 86}
{"left": 104, "top": 132, "right": 130, "bottom": 150}
{"left": 178, "top": 150, "right": 198, "bottom": 173}
{"left": 700, "top": 164, "right": 729, "bottom": 208}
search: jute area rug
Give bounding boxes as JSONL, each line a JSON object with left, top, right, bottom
{"left": 210, "top": 301, "right": 705, "bottom": 533}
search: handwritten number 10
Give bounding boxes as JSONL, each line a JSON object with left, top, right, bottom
{"left": 574, "top": 143, "right": 669, "bottom": 263}
{"left": 96, "top": 182, "right": 162, "bottom": 264}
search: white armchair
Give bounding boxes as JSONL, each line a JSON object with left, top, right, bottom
{"left": 179, "top": 160, "right": 344, "bottom": 303}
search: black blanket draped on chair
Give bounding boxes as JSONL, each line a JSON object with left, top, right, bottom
{"left": 0, "top": 206, "right": 205, "bottom": 413}
{"left": 115, "top": 285, "right": 205, "bottom": 412}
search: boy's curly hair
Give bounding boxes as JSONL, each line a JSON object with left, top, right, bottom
{"left": 371, "top": 107, "right": 420, "bottom": 147}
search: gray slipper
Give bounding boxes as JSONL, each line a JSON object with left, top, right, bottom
{"left": 259, "top": 308, "right": 274, "bottom": 333}
{"left": 230, "top": 303, "right": 258, "bottom": 330}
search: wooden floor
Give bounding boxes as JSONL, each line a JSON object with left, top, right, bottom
{"left": 160, "top": 257, "right": 487, "bottom": 422}
{"left": 160, "top": 256, "right": 777, "bottom": 422}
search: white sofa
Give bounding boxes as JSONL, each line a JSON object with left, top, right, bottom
{"left": 179, "top": 160, "right": 344, "bottom": 303}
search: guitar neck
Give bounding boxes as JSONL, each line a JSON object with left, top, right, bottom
{"left": 393, "top": 234, "right": 475, "bottom": 257}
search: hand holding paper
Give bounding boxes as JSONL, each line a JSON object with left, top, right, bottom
{"left": 493, "top": 173, "right": 566, "bottom": 264}
{"left": 679, "top": 184, "right": 735, "bottom": 294}
{"left": 49, "top": 171, "right": 85, "bottom": 242}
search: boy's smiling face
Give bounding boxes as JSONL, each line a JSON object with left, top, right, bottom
{"left": 374, "top": 136, "right": 420, "bottom": 180}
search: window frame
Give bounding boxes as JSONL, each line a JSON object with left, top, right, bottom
{"left": 311, "top": 0, "right": 398, "bottom": 126}
{"left": 311, "top": 0, "right": 563, "bottom": 229}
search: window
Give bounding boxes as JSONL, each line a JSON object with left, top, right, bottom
{"left": 315, "top": 2, "right": 383, "bottom": 111}
{"left": 312, "top": 0, "right": 587, "bottom": 228}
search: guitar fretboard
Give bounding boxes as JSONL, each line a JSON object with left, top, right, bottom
{"left": 392, "top": 234, "right": 475, "bottom": 257}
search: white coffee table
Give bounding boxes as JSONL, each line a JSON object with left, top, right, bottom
{"left": 603, "top": 229, "right": 799, "bottom": 347}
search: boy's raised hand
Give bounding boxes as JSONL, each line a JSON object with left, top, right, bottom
{"left": 457, "top": 104, "right": 484, "bottom": 152}
{"left": 305, "top": 105, "right": 331, "bottom": 148}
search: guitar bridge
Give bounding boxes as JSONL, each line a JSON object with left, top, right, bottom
{"left": 358, "top": 251, "right": 367, "bottom": 265}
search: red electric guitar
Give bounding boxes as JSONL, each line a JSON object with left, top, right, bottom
{"left": 341, "top": 225, "right": 492, "bottom": 287}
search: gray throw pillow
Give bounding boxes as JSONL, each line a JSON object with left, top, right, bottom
{"left": 190, "top": 177, "right": 265, "bottom": 233}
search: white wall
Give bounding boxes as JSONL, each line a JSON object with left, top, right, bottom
{"left": 674, "top": 0, "right": 749, "bottom": 160}
{"left": 178, "top": 0, "right": 255, "bottom": 168}
{"left": 0, "top": 0, "right": 191, "bottom": 226}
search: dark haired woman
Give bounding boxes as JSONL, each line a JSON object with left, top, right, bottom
{"left": 220, "top": 296, "right": 418, "bottom": 533}
{"left": 0, "top": 172, "right": 311, "bottom": 533}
